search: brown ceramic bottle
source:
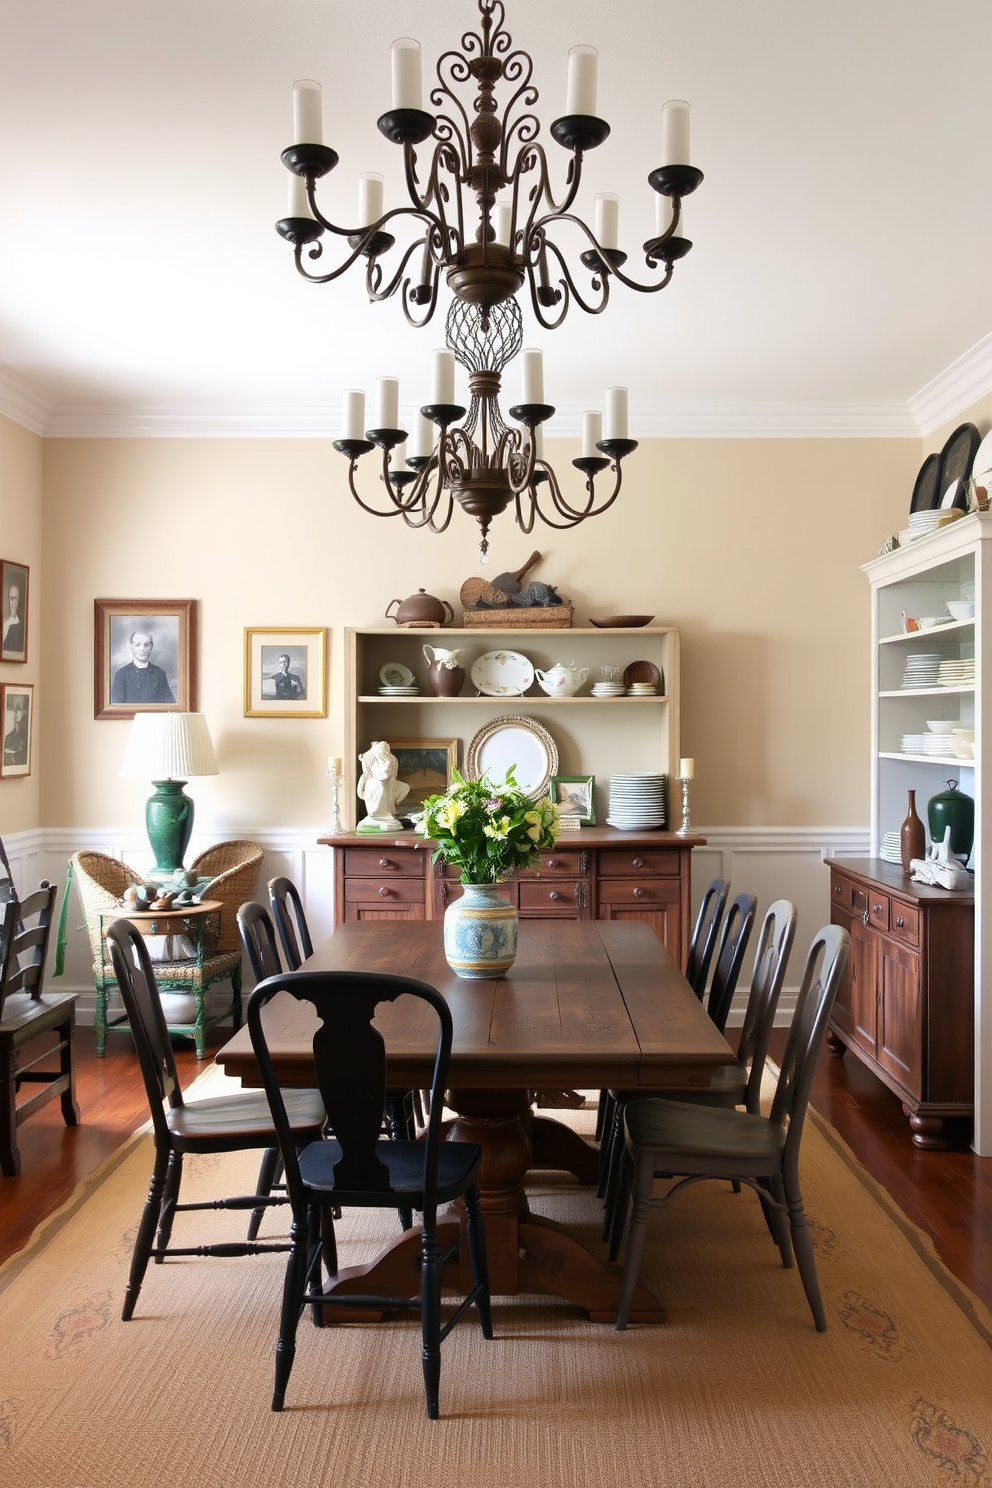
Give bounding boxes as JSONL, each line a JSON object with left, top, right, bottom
{"left": 899, "top": 789, "right": 926, "bottom": 873}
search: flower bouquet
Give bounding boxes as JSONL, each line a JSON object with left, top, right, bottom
{"left": 418, "top": 767, "right": 559, "bottom": 883}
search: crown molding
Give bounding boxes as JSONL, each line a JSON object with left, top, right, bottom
{"left": 0, "top": 367, "right": 56, "bottom": 436}
{"left": 909, "top": 330, "right": 992, "bottom": 436}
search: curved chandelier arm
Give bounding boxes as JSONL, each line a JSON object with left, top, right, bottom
{"left": 527, "top": 231, "right": 611, "bottom": 326}
{"left": 363, "top": 227, "right": 435, "bottom": 304}
{"left": 400, "top": 136, "right": 462, "bottom": 225}
{"left": 514, "top": 452, "right": 632, "bottom": 532}
{"left": 513, "top": 141, "right": 586, "bottom": 224}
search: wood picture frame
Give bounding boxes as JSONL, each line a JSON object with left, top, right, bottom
{"left": 244, "top": 628, "right": 326, "bottom": 717}
{"left": 0, "top": 559, "right": 29, "bottom": 663}
{"left": 388, "top": 738, "right": 458, "bottom": 811}
{"left": 1, "top": 683, "right": 34, "bottom": 777}
{"left": 550, "top": 773, "right": 596, "bottom": 825}
{"left": 94, "top": 599, "right": 196, "bottom": 720}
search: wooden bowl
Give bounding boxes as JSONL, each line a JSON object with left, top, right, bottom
{"left": 588, "top": 614, "right": 654, "bottom": 628}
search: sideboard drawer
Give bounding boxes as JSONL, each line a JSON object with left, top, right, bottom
{"left": 344, "top": 878, "right": 425, "bottom": 906}
{"left": 888, "top": 900, "right": 920, "bottom": 947}
{"left": 832, "top": 876, "right": 869, "bottom": 918}
{"left": 867, "top": 892, "right": 889, "bottom": 931}
{"left": 344, "top": 848, "right": 425, "bottom": 879}
{"left": 518, "top": 880, "right": 583, "bottom": 915}
{"left": 519, "top": 850, "right": 586, "bottom": 879}
{"left": 597, "top": 880, "right": 678, "bottom": 909}
{"left": 597, "top": 849, "right": 679, "bottom": 879}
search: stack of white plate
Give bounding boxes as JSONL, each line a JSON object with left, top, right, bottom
{"left": 901, "top": 653, "right": 942, "bottom": 688}
{"left": 606, "top": 772, "right": 667, "bottom": 829}
{"left": 938, "top": 658, "right": 976, "bottom": 687}
{"left": 378, "top": 684, "right": 420, "bottom": 696}
{"left": 901, "top": 733, "right": 950, "bottom": 756}
{"left": 906, "top": 510, "right": 944, "bottom": 540}
{"left": 880, "top": 832, "right": 901, "bottom": 865}
{"left": 591, "top": 682, "right": 625, "bottom": 697}
{"left": 626, "top": 682, "right": 658, "bottom": 697}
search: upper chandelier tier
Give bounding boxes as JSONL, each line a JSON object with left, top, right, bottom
{"left": 276, "top": 0, "right": 703, "bottom": 331}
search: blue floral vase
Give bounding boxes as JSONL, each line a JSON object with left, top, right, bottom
{"left": 443, "top": 883, "right": 518, "bottom": 979}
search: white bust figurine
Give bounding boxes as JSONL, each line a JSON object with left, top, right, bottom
{"left": 356, "top": 740, "right": 410, "bottom": 831}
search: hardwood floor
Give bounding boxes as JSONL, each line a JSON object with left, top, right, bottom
{"left": 2, "top": 1025, "right": 991, "bottom": 1319}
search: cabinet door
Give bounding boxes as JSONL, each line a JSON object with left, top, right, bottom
{"left": 849, "top": 918, "right": 879, "bottom": 1058}
{"left": 829, "top": 902, "right": 857, "bottom": 1035}
{"left": 877, "top": 938, "right": 923, "bottom": 1095}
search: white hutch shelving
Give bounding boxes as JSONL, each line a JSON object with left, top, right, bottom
{"left": 863, "top": 511, "right": 992, "bottom": 1154}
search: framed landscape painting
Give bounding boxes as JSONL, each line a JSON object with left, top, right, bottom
{"left": 1, "top": 683, "right": 34, "bottom": 777}
{"left": 244, "top": 628, "right": 326, "bottom": 717}
{"left": 550, "top": 773, "right": 596, "bottom": 825}
{"left": 0, "top": 559, "right": 29, "bottom": 663}
{"left": 389, "top": 738, "right": 458, "bottom": 811}
{"left": 95, "top": 599, "right": 195, "bottom": 720}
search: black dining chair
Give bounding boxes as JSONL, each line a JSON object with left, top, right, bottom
{"left": 704, "top": 892, "right": 757, "bottom": 1034}
{"left": 247, "top": 967, "right": 493, "bottom": 1419}
{"left": 106, "top": 918, "right": 325, "bottom": 1320}
{"left": 268, "top": 875, "right": 313, "bottom": 969}
{"left": 685, "top": 877, "right": 729, "bottom": 1000}
{"left": 613, "top": 922, "right": 850, "bottom": 1332}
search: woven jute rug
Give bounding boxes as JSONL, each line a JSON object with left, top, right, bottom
{"left": 1, "top": 1073, "right": 991, "bottom": 1488}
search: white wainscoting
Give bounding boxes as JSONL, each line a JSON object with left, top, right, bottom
{"left": 6, "top": 823, "right": 869, "bottom": 1027}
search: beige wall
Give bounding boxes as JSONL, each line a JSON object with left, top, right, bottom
{"left": 38, "top": 431, "right": 921, "bottom": 832}
{"left": 0, "top": 414, "right": 43, "bottom": 830}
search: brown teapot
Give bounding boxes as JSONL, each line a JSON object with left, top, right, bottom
{"left": 384, "top": 588, "right": 454, "bottom": 627}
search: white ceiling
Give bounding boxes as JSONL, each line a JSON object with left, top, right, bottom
{"left": 2, "top": 0, "right": 991, "bottom": 439}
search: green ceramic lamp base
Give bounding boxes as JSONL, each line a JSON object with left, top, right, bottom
{"left": 145, "top": 779, "right": 194, "bottom": 878}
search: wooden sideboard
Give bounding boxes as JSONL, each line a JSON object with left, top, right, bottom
{"left": 318, "top": 827, "right": 705, "bottom": 967}
{"left": 826, "top": 858, "right": 974, "bottom": 1149}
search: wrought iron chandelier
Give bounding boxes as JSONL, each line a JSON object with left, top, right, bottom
{"left": 277, "top": 0, "right": 703, "bottom": 559}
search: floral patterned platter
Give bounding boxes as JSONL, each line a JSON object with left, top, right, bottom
{"left": 470, "top": 649, "right": 535, "bottom": 697}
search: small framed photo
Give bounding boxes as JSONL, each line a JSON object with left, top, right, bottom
{"left": 95, "top": 599, "right": 196, "bottom": 720}
{"left": 245, "top": 628, "right": 326, "bottom": 717}
{"left": 550, "top": 774, "right": 596, "bottom": 826}
{"left": 1, "top": 559, "right": 29, "bottom": 663}
{"left": 389, "top": 738, "right": 458, "bottom": 811}
{"left": 1, "top": 683, "right": 34, "bottom": 777}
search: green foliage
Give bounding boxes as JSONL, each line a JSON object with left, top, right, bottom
{"left": 419, "top": 767, "right": 560, "bottom": 884}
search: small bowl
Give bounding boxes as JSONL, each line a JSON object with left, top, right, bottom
{"left": 951, "top": 726, "right": 975, "bottom": 738}
{"left": 588, "top": 615, "right": 654, "bottom": 628}
{"left": 947, "top": 599, "right": 975, "bottom": 621}
{"left": 950, "top": 738, "right": 975, "bottom": 759}
{"left": 926, "top": 719, "right": 957, "bottom": 734}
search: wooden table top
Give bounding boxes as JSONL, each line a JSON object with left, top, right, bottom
{"left": 216, "top": 919, "right": 734, "bottom": 1092}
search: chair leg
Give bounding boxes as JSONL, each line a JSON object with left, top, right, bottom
{"left": 193, "top": 986, "right": 208, "bottom": 1060}
{"left": 247, "top": 1147, "right": 282, "bottom": 1242}
{"left": 123, "top": 1150, "right": 170, "bottom": 1320}
{"left": 785, "top": 1182, "right": 827, "bottom": 1331}
{"left": 607, "top": 1151, "right": 634, "bottom": 1263}
{"left": 616, "top": 1148, "right": 656, "bottom": 1330}
{"left": 231, "top": 964, "right": 243, "bottom": 1030}
{"left": 94, "top": 983, "right": 108, "bottom": 1057}
{"left": 272, "top": 1210, "right": 310, "bottom": 1410}
{"left": 596, "top": 1092, "right": 617, "bottom": 1197}
{"left": 464, "top": 1183, "right": 493, "bottom": 1339}
{"left": 59, "top": 1016, "right": 81, "bottom": 1126}
{"left": 601, "top": 1100, "right": 627, "bottom": 1243}
{"left": 1, "top": 1044, "right": 20, "bottom": 1176}
{"left": 766, "top": 1175, "right": 794, "bottom": 1268}
{"left": 420, "top": 1208, "right": 442, "bottom": 1420}
{"left": 594, "top": 1087, "right": 611, "bottom": 1143}
{"left": 154, "top": 1150, "right": 183, "bottom": 1259}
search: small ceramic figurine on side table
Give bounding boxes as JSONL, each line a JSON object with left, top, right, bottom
{"left": 356, "top": 740, "right": 410, "bottom": 833}
{"left": 325, "top": 756, "right": 344, "bottom": 837}
{"left": 675, "top": 756, "right": 695, "bottom": 837}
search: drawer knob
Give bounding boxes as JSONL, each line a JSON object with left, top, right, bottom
{"left": 548, "top": 858, "right": 560, "bottom": 869}
{"left": 873, "top": 902, "right": 882, "bottom": 914}
{"left": 632, "top": 857, "right": 645, "bottom": 869}
{"left": 895, "top": 915, "right": 905, "bottom": 928}
{"left": 862, "top": 909, "right": 870, "bottom": 926}
{"left": 834, "top": 884, "right": 842, "bottom": 894}
{"left": 378, "top": 887, "right": 390, "bottom": 898}
{"left": 549, "top": 890, "right": 561, "bottom": 901}
{"left": 379, "top": 858, "right": 390, "bottom": 869}
{"left": 633, "top": 887, "right": 645, "bottom": 898}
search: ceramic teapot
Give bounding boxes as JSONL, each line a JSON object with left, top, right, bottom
{"left": 534, "top": 662, "right": 589, "bottom": 697}
{"left": 384, "top": 588, "right": 454, "bottom": 627}
{"left": 423, "top": 643, "right": 466, "bottom": 697}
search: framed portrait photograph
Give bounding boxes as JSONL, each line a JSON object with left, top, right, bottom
{"left": 550, "top": 774, "right": 596, "bottom": 826}
{"left": 94, "top": 599, "right": 196, "bottom": 720}
{"left": 1, "top": 559, "right": 29, "bottom": 663}
{"left": 1, "top": 683, "right": 34, "bottom": 777}
{"left": 388, "top": 738, "right": 458, "bottom": 811}
{"left": 245, "top": 628, "right": 326, "bottom": 718}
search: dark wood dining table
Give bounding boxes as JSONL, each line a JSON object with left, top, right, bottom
{"left": 216, "top": 918, "right": 735, "bottom": 1323}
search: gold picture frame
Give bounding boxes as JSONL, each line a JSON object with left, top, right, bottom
{"left": 388, "top": 738, "right": 458, "bottom": 810}
{"left": 244, "top": 628, "right": 326, "bottom": 717}
{"left": 94, "top": 599, "right": 195, "bottom": 720}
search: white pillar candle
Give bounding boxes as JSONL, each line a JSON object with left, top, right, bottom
{"left": 409, "top": 411, "right": 434, "bottom": 459}
{"left": 679, "top": 757, "right": 695, "bottom": 778}
{"left": 654, "top": 193, "right": 674, "bottom": 239}
{"left": 288, "top": 173, "right": 314, "bottom": 219}
{"left": 604, "top": 387, "right": 628, "bottom": 440}
{"left": 329, "top": 756, "right": 342, "bottom": 776}
{"left": 581, "top": 411, "right": 602, "bottom": 457}
{"left": 358, "top": 172, "right": 384, "bottom": 227}
{"left": 342, "top": 389, "right": 365, "bottom": 440}
{"left": 376, "top": 377, "right": 399, "bottom": 429}
{"left": 492, "top": 200, "right": 513, "bottom": 247}
{"left": 293, "top": 80, "right": 323, "bottom": 145}
{"left": 391, "top": 37, "right": 423, "bottom": 110}
{"left": 389, "top": 440, "right": 408, "bottom": 474}
{"left": 430, "top": 349, "right": 455, "bottom": 404}
{"left": 661, "top": 99, "right": 691, "bottom": 166}
{"left": 521, "top": 349, "right": 544, "bottom": 405}
{"left": 595, "top": 193, "right": 619, "bottom": 250}
{"left": 566, "top": 45, "right": 598, "bottom": 115}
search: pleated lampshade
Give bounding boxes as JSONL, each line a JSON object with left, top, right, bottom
{"left": 120, "top": 712, "right": 218, "bottom": 780}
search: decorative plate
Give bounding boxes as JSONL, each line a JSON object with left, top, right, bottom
{"left": 941, "top": 477, "right": 968, "bottom": 512}
{"left": 588, "top": 615, "right": 654, "bottom": 628}
{"left": 380, "top": 662, "right": 415, "bottom": 687}
{"left": 937, "top": 422, "right": 981, "bottom": 501}
{"left": 972, "top": 429, "right": 992, "bottom": 490}
{"left": 909, "top": 452, "right": 940, "bottom": 514}
{"left": 465, "top": 715, "right": 558, "bottom": 799}
{"left": 622, "top": 660, "right": 662, "bottom": 689}
{"left": 470, "top": 649, "right": 535, "bottom": 696}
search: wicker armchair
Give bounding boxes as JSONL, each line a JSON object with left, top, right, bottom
{"left": 68, "top": 843, "right": 262, "bottom": 1059}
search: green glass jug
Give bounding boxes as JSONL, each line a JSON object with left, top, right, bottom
{"left": 927, "top": 780, "right": 974, "bottom": 865}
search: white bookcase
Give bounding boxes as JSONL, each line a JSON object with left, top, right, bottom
{"left": 862, "top": 512, "right": 992, "bottom": 1154}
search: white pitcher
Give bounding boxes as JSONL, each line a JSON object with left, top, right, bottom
{"left": 423, "top": 644, "right": 464, "bottom": 669}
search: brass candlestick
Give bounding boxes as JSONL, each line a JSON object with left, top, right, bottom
{"left": 675, "top": 774, "right": 694, "bottom": 837}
